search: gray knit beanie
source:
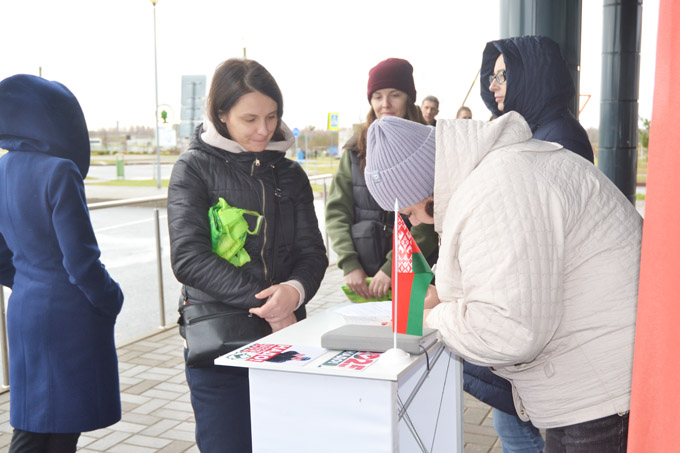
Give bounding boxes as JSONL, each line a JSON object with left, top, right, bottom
{"left": 365, "top": 116, "right": 436, "bottom": 211}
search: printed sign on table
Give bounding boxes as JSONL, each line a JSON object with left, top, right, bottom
{"left": 318, "top": 350, "right": 381, "bottom": 371}
{"left": 222, "top": 343, "right": 327, "bottom": 367}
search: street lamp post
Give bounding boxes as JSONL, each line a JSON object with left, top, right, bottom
{"left": 151, "top": 0, "right": 161, "bottom": 189}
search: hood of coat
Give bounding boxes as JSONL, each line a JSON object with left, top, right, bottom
{"left": 433, "top": 111, "right": 561, "bottom": 233}
{"left": 480, "top": 36, "right": 575, "bottom": 131}
{"left": 0, "top": 74, "right": 90, "bottom": 178}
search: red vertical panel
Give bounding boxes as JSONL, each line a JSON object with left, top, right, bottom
{"left": 628, "top": 0, "right": 680, "bottom": 450}
{"left": 395, "top": 273, "right": 414, "bottom": 334}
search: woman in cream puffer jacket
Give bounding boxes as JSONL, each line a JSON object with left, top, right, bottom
{"left": 364, "top": 113, "right": 642, "bottom": 451}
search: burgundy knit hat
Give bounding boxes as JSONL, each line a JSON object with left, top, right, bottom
{"left": 366, "top": 58, "right": 417, "bottom": 102}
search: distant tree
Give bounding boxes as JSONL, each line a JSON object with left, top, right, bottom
{"left": 638, "top": 117, "right": 651, "bottom": 151}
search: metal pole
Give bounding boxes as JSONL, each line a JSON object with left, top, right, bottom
{"left": 461, "top": 70, "right": 480, "bottom": 108}
{"left": 323, "top": 180, "right": 329, "bottom": 259}
{"left": 152, "top": 1, "right": 162, "bottom": 189}
{"left": 0, "top": 287, "right": 9, "bottom": 388}
{"left": 154, "top": 208, "right": 166, "bottom": 327}
{"left": 190, "top": 81, "right": 197, "bottom": 139}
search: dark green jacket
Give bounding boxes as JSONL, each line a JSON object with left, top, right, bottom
{"left": 326, "top": 145, "right": 438, "bottom": 276}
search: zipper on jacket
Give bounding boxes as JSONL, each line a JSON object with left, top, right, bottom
{"left": 251, "top": 158, "right": 261, "bottom": 176}
{"left": 247, "top": 157, "right": 269, "bottom": 280}
{"left": 222, "top": 157, "right": 269, "bottom": 280}
{"left": 258, "top": 177, "right": 269, "bottom": 281}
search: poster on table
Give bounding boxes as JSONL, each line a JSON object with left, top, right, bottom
{"left": 222, "top": 343, "right": 326, "bottom": 367}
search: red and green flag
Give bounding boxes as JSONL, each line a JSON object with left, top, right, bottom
{"left": 392, "top": 210, "right": 434, "bottom": 336}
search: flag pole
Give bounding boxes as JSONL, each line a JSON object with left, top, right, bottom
{"left": 379, "top": 199, "right": 410, "bottom": 364}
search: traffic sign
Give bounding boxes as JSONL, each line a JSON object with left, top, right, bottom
{"left": 328, "top": 113, "right": 339, "bottom": 130}
{"left": 292, "top": 127, "right": 300, "bottom": 137}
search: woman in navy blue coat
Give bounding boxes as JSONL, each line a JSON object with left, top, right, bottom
{"left": 0, "top": 75, "right": 124, "bottom": 452}
{"left": 481, "top": 35, "right": 594, "bottom": 163}
{"left": 475, "top": 35, "right": 595, "bottom": 452}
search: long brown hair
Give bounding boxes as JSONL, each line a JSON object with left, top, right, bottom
{"left": 207, "top": 58, "right": 285, "bottom": 142}
{"left": 356, "top": 98, "right": 425, "bottom": 169}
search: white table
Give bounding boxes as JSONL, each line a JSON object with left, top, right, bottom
{"left": 215, "top": 305, "right": 464, "bottom": 453}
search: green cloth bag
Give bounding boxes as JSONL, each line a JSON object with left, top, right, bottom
{"left": 209, "top": 197, "right": 262, "bottom": 267}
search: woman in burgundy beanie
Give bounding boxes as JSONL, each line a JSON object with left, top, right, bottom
{"left": 366, "top": 58, "right": 417, "bottom": 102}
{"left": 325, "top": 57, "right": 438, "bottom": 302}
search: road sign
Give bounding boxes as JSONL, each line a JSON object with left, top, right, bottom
{"left": 328, "top": 113, "right": 339, "bottom": 130}
{"left": 292, "top": 127, "right": 300, "bottom": 137}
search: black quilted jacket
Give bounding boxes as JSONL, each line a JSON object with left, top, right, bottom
{"left": 168, "top": 124, "right": 328, "bottom": 320}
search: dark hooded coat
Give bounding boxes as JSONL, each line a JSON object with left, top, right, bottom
{"left": 0, "top": 75, "right": 124, "bottom": 433}
{"left": 472, "top": 36, "right": 595, "bottom": 416}
{"left": 480, "top": 35, "right": 594, "bottom": 163}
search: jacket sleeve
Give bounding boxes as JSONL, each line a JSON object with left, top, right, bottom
{"left": 0, "top": 233, "right": 15, "bottom": 288}
{"left": 325, "top": 150, "right": 363, "bottom": 275}
{"left": 49, "top": 162, "right": 124, "bottom": 318}
{"left": 284, "top": 167, "right": 328, "bottom": 304}
{"left": 427, "top": 172, "right": 564, "bottom": 367}
{"left": 167, "top": 155, "right": 268, "bottom": 308}
{"left": 380, "top": 222, "right": 439, "bottom": 276}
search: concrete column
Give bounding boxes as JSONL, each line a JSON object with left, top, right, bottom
{"left": 499, "top": 0, "right": 584, "bottom": 118}
{"left": 597, "top": 0, "right": 642, "bottom": 204}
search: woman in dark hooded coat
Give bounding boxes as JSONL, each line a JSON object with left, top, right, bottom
{"left": 472, "top": 35, "right": 595, "bottom": 452}
{"left": 481, "top": 35, "right": 594, "bottom": 163}
{"left": 0, "top": 74, "right": 124, "bottom": 452}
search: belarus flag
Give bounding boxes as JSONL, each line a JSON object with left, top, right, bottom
{"left": 392, "top": 211, "right": 434, "bottom": 336}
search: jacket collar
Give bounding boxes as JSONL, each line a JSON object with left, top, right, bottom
{"left": 433, "top": 112, "right": 561, "bottom": 233}
{"left": 200, "top": 117, "right": 295, "bottom": 154}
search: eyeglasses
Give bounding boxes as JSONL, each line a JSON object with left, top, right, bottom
{"left": 488, "top": 69, "right": 506, "bottom": 85}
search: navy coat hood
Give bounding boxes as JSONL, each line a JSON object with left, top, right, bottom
{"left": 480, "top": 36, "right": 575, "bottom": 131}
{"left": 0, "top": 74, "right": 90, "bottom": 178}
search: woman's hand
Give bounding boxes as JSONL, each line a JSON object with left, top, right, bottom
{"left": 368, "top": 270, "right": 391, "bottom": 299}
{"left": 424, "top": 284, "right": 440, "bottom": 309}
{"left": 267, "top": 313, "right": 297, "bottom": 333}
{"left": 344, "top": 268, "right": 370, "bottom": 299}
{"left": 249, "top": 284, "right": 299, "bottom": 324}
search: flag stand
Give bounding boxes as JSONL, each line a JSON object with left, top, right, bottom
{"left": 380, "top": 346, "right": 411, "bottom": 364}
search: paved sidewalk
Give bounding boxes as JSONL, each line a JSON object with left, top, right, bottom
{"left": 0, "top": 264, "right": 502, "bottom": 452}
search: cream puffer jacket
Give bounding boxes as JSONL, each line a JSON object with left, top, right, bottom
{"left": 427, "top": 112, "right": 642, "bottom": 428}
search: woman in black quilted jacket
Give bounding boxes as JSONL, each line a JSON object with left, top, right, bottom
{"left": 167, "top": 58, "right": 328, "bottom": 452}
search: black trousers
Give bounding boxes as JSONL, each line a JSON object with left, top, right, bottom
{"left": 185, "top": 356, "right": 252, "bottom": 453}
{"left": 9, "top": 430, "right": 80, "bottom": 453}
{"left": 545, "top": 412, "right": 629, "bottom": 453}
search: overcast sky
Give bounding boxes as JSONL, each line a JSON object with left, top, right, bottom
{"left": 1, "top": 0, "right": 659, "bottom": 132}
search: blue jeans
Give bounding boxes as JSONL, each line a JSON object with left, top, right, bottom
{"left": 544, "top": 412, "right": 629, "bottom": 453}
{"left": 185, "top": 357, "right": 252, "bottom": 453}
{"left": 494, "top": 408, "right": 545, "bottom": 453}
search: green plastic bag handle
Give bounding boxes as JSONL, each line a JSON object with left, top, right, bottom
{"left": 209, "top": 198, "right": 262, "bottom": 267}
